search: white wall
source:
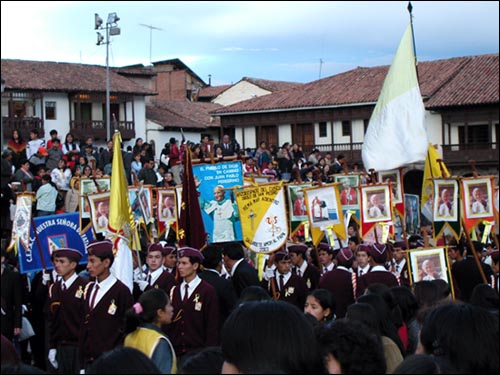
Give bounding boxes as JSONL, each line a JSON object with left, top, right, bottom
{"left": 41, "top": 93, "right": 70, "bottom": 141}
{"left": 315, "top": 122, "right": 333, "bottom": 146}
{"left": 278, "top": 124, "right": 292, "bottom": 147}
{"left": 243, "top": 127, "right": 257, "bottom": 149}
{"left": 425, "top": 111, "right": 442, "bottom": 146}
{"left": 213, "top": 81, "right": 271, "bottom": 106}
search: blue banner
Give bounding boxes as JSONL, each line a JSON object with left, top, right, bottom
{"left": 18, "top": 212, "right": 94, "bottom": 274}
{"left": 192, "top": 161, "right": 243, "bottom": 244}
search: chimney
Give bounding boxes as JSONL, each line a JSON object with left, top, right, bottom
{"left": 208, "top": 74, "right": 212, "bottom": 86}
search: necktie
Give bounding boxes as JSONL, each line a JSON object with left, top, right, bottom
{"left": 147, "top": 274, "right": 152, "bottom": 285}
{"left": 297, "top": 269, "right": 301, "bottom": 277}
{"left": 279, "top": 275, "right": 285, "bottom": 291}
{"left": 90, "top": 284, "right": 100, "bottom": 310}
{"left": 62, "top": 282, "right": 66, "bottom": 291}
{"left": 395, "top": 264, "right": 400, "bottom": 272}
{"left": 359, "top": 270, "right": 363, "bottom": 276}
{"left": 183, "top": 284, "right": 189, "bottom": 302}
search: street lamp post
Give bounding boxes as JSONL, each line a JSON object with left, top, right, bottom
{"left": 95, "top": 12, "right": 120, "bottom": 141}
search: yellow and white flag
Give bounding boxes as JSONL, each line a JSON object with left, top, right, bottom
{"left": 235, "top": 182, "right": 288, "bottom": 254}
{"left": 362, "top": 22, "right": 428, "bottom": 171}
{"left": 421, "top": 144, "right": 449, "bottom": 223}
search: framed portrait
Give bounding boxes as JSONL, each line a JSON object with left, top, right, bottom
{"left": 79, "top": 178, "right": 110, "bottom": 220}
{"left": 128, "top": 185, "right": 153, "bottom": 224}
{"left": 157, "top": 189, "right": 177, "bottom": 224}
{"left": 407, "top": 247, "right": 453, "bottom": 291}
{"left": 87, "top": 192, "right": 111, "bottom": 234}
{"left": 304, "top": 185, "right": 341, "bottom": 228}
{"left": 288, "top": 183, "right": 312, "bottom": 222}
{"left": 378, "top": 170, "right": 403, "bottom": 204}
{"left": 433, "top": 179, "right": 459, "bottom": 222}
{"left": 462, "top": 177, "right": 494, "bottom": 219}
{"left": 404, "top": 194, "right": 420, "bottom": 235}
{"left": 362, "top": 185, "right": 391, "bottom": 223}
{"left": 334, "top": 174, "right": 360, "bottom": 207}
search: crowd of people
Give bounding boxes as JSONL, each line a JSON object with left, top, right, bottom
{"left": 1, "top": 129, "right": 499, "bottom": 374}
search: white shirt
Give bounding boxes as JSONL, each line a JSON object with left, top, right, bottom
{"left": 147, "top": 267, "right": 164, "bottom": 286}
{"left": 61, "top": 272, "right": 78, "bottom": 290}
{"left": 322, "top": 262, "right": 335, "bottom": 274}
{"left": 90, "top": 274, "right": 117, "bottom": 308}
{"left": 358, "top": 264, "right": 370, "bottom": 276}
{"left": 181, "top": 275, "right": 202, "bottom": 300}
{"left": 274, "top": 271, "right": 292, "bottom": 291}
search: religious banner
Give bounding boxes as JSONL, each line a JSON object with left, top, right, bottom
{"left": 404, "top": 194, "right": 420, "bottom": 235}
{"left": 8, "top": 193, "right": 34, "bottom": 254}
{"left": 235, "top": 182, "right": 288, "bottom": 253}
{"left": 303, "top": 183, "right": 346, "bottom": 247}
{"left": 359, "top": 184, "right": 394, "bottom": 239}
{"left": 156, "top": 188, "right": 177, "bottom": 238}
{"left": 193, "top": 161, "right": 244, "bottom": 244}
{"left": 18, "top": 212, "right": 94, "bottom": 274}
{"left": 334, "top": 174, "right": 361, "bottom": 222}
{"left": 461, "top": 176, "right": 496, "bottom": 234}
{"left": 378, "top": 169, "right": 405, "bottom": 218}
{"left": 432, "top": 178, "right": 461, "bottom": 241}
{"left": 287, "top": 183, "right": 312, "bottom": 238}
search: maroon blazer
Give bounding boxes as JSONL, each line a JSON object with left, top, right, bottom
{"left": 319, "top": 268, "right": 355, "bottom": 318}
{"left": 146, "top": 269, "right": 176, "bottom": 295}
{"left": 294, "top": 263, "right": 321, "bottom": 291}
{"left": 79, "top": 279, "right": 133, "bottom": 366}
{"left": 167, "top": 279, "right": 219, "bottom": 356}
{"left": 264, "top": 273, "right": 309, "bottom": 310}
{"left": 49, "top": 276, "right": 89, "bottom": 347}
{"left": 356, "top": 269, "right": 399, "bottom": 298}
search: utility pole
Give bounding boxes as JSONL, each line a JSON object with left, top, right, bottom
{"left": 139, "top": 24, "right": 163, "bottom": 65}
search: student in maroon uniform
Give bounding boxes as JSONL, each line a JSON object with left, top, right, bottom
{"left": 167, "top": 247, "right": 219, "bottom": 359}
{"left": 47, "top": 248, "right": 88, "bottom": 374}
{"left": 262, "top": 250, "right": 308, "bottom": 309}
{"left": 319, "top": 247, "right": 356, "bottom": 318}
{"left": 317, "top": 242, "right": 335, "bottom": 275}
{"left": 391, "top": 241, "right": 410, "bottom": 287}
{"left": 354, "top": 243, "right": 372, "bottom": 276}
{"left": 79, "top": 240, "right": 134, "bottom": 370}
{"left": 288, "top": 243, "right": 321, "bottom": 291}
{"left": 135, "top": 243, "right": 176, "bottom": 297}
{"left": 356, "top": 243, "right": 399, "bottom": 298}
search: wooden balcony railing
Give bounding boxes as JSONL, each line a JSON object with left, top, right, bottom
{"left": 441, "top": 143, "right": 498, "bottom": 167}
{"left": 312, "top": 142, "right": 364, "bottom": 163}
{"left": 70, "top": 120, "right": 135, "bottom": 141}
{"left": 2, "top": 117, "right": 45, "bottom": 141}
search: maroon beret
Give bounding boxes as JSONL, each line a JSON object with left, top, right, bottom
{"left": 53, "top": 248, "right": 82, "bottom": 263}
{"left": 87, "top": 239, "right": 113, "bottom": 257}
{"left": 368, "top": 243, "right": 388, "bottom": 264}
{"left": 164, "top": 246, "right": 177, "bottom": 256}
{"left": 287, "top": 244, "right": 308, "bottom": 255}
{"left": 273, "top": 250, "right": 290, "bottom": 262}
{"left": 318, "top": 242, "right": 334, "bottom": 254}
{"left": 178, "top": 247, "right": 204, "bottom": 263}
{"left": 147, "top": 243, "right": 168, "bottom": 256}
{"left": 337, "top": 247, "right": 354, "bottom": 267}
{"left": 356, "top": 244, "right": 371, "bottom": 254}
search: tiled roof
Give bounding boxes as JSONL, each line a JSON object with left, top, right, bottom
{"left": 115, "top": 64, "right": 157, "bottom": 77}
{"left": 198, "top": 85, "right": 232, "bottom": 98}
{"left": 242, "top": 77, "right": 303, "bottom": 92}
{"left": 1, "top": 59, "right": 155, "bottom": 95}
{"left": 214, "top": 54, "right": 499, "bottom": 114}
{"left": 147, "top": 100, "right": 222, "bottom": 129}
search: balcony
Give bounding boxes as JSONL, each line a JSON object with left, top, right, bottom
{"left": 70, "top": 120, "right": 135, "bottom": 141}
{"left": 2, "top": 116, "right": 44, "bottom": 141}
{"left": 313, "top": 142, "right": 363, "bottom": 163}
{"left": 441, "top": 143, "right": 498, "bottom": 167}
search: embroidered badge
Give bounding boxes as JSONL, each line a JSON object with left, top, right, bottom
{"left": 108, "top": 300, "right": 117, "bottom": 315}
{"left": 75, "top": 286, "right": 83, "bottom": 299}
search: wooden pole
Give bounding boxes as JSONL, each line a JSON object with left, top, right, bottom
{"left": 462, "top": 218, "right": 488, "bottom": 284}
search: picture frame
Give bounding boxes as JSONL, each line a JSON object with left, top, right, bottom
{"left": 334, "top": 174, "right": 360, "bottom": 207}
{"left": 378, "top": 170, "right": 403, "bottom": 204}
{"left": 157, "top": 189, "right": 177, "bottom": 224}
{"left": 406, "top": 247, "right": 453, "bottom": 296}
{"left": 287, "top": 183, "right": 312, "bottom": 222}
{"left": 404, "top": 194, "right": 420, "bottom": 235}
{"left": 462, "top": 177, "right": 494, "bottom": 219}
{"left": 362, "top": 185, "right": 391, "bottom": 223}
{"left": 304, "top": 184, "right": 341, "bottom": 228}
{"left": 433, "top": 179, "right": 459, "bottom": 222}
{"left": 128, "top": 185, "right": 154, "bottom": 224}
{"left": 79, "top": 177, "right": 110, "bottom": 220}
{"left": 87, "top": 191, "right": 111, "bottom": 234}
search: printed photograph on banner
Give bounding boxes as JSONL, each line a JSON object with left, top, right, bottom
{"left": 407, "top": 247, "right": 450, "bottom": 285}
{"left": 288, "top": 184, "right": 312, "bottom": 222}
{"left": 79, "top": 178, "right": 110, "bottom": 219}
{"left": 433, "top": 180, "right": 458, "bottom": 222}
{"left": 378, "top": 170, "right": 403, "bottom": 204}
{"left": 404, "top": 194, "right": 420, "bottom": 235}
{"left": 462, "top": 178, "right": 494, "bottom": 219}
{"left": 192, "top": 161, "right": 244, "bottom": 243}
{"left": 128, "top": 186, "right": 153, "bottom": 224}
{"left": 334, "top": 174, "right": 359, "bottom": 206}
{"left": 363, "top": 185, "right": 391, "bottom": 223}
{"left": 157, "top": 189, "right": 177, "bottom": 223}
{"left": 87, "top": 192, "right": 111, "bottom": 234}
{"left": 305, "top": 186, "right": 340, "bottom": 228}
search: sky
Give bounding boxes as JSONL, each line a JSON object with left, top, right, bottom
{"left": 1, "top": 1, "right": 499, "bottom": 86}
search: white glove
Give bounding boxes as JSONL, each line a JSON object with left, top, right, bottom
{"left": 133, "top": 269, "right": 145, "bottom": 281}
{"left": 42, "top": 272, "right": 51, "bottom": 286}
{"left": 136, "top": 280, "right": 149, "bottom": 292}
{"left": 48, "top": 348, "right": 58, "bottom": 369}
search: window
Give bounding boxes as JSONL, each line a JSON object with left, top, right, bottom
{"left": 319, "top": 122, "right": 327, "bottom": 138}
{"left": 45, "top": 101, "right": 56, "bottom": 120}
{"left": 342, "top": 120, "right": 351, "bottom": 137}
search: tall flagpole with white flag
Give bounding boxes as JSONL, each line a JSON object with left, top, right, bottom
{"left": 362, "top": 3, "right": 428, "bottom": 171}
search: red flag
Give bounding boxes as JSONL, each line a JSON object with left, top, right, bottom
{"left": 178, "top": 149, "right": 206, "bottom": 249}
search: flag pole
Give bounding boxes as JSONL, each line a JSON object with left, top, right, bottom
{"left": 407, "top": 1, "right": 419, "bottom": 82}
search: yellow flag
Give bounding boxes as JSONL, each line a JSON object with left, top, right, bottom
{"left": 108, "top": 131, "right": 135, "bottom": 240}
{"left": 421, "top": 144, "right": 449, "bottom": 222}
